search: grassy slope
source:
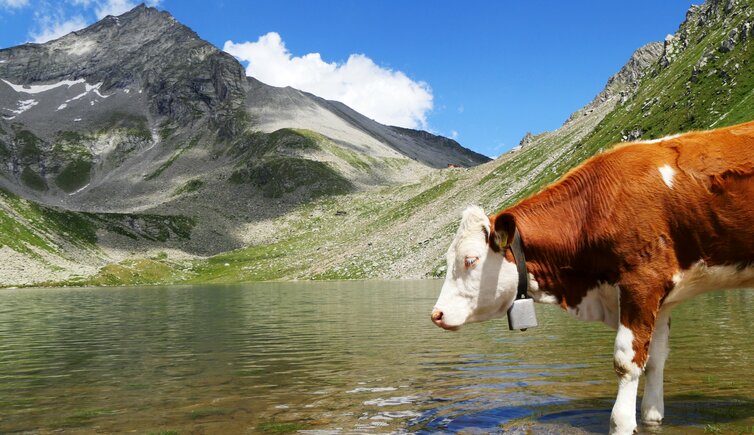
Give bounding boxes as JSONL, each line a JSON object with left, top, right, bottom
{"left": 4, "top": 0, "right": 754, "bottom": 287}
{"left": 165, "top": 0, "right": 754, "bottom": 284}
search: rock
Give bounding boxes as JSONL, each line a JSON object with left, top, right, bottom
{"left": 719, "top": 29, "right": 738, "bottom": 52}
{"left": 518, "top": 132, "right": 535, "bottom": 149}
{"left": 621, "top": 127, "right": 643, "bottom": 142}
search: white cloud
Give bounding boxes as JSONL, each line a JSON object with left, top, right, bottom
{"left": 451, "top": 130, "right": 459, "bottom": 140}
{"left": 30, "top": 13, "right": 87, "bottom": 43}
{"left": 0, "top": 0, "right": 29, "bottom": 8}
{"left": 224, "top": 32, "right": 433, "bottom": 130}
{"left": 26, "top": 0, "right": 162, "bottom": 43}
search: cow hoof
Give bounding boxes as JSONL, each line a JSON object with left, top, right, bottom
{"left": 609, "top": 421, "right": 637, "bottom": 435}
{"left": 641, "top": 408, "right": 663, "bottom": 426}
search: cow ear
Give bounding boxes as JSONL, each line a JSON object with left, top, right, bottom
{"left": 489, "top": 213, "right": 515, "bottom": 253}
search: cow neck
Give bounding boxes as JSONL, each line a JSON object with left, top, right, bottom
{"left": 509, "top": 227, "right": 529, "bottom": 300}
{"left": 507, "top": 188, "right": 605, "bottom": 307}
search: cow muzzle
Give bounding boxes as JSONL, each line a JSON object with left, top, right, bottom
{"left": 430, "top": 308, "right": 460, "bottom": 331}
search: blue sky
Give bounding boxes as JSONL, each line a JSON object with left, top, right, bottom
{"left": 0, "top": 0, "right": 696, "bottom": 157}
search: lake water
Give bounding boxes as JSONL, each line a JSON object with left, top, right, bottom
{"left": 1, "top": 281, "right": 753, "bottom": 434}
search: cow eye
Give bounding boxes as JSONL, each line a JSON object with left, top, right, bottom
{"left": 464, "top": 256, "right": 479, "bottom": 269}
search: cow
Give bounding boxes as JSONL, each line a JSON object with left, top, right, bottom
{"left": 431, "top": 120, "right": 754, "bottom": 434}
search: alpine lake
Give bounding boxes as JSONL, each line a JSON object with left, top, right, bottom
{"left": 1, "top": 281, "right": 753, "bottom": 434}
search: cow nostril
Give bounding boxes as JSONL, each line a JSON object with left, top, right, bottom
{"left": 431, "top": 309, "right": 444, "bottom": 322}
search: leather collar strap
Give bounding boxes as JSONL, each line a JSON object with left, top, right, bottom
{"left": 510, "top": 228, "right": 529, "bottom": 300}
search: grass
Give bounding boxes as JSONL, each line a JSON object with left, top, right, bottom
{"left": 20, "top": 167, "right": 47, "bottom": 191}
{"left": 144, "top": 137, "right": 199, "bottom": 181}
{"left": 258, "top": 421, "right": 310, "bottom": 433}
{"left": 173, "top": 178, "right": 204, "bottom": 196}
{"left": 98, "top": 112, "right": 152, "bottom": 141}
{"left": 234, "top": 156, "right": 353, "bottom": 198}
{"left": 67, "top": 259, "right": 186, "bottom": 287}
{"left": 381, "top": 177, "right": 458, "bottom": 224}
{"left": 48, "top": 408, "right": 114, "bottom": 429}
{"left": 55, "top": 159, "right": 92, "bottom": 192}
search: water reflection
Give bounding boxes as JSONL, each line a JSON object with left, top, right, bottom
{"left": 0, "top": 282, "right": 752, "bottom": 433}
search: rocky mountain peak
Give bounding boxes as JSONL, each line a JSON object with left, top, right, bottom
{"left": 74, "top": 4, "right": 194, "bottom": 44}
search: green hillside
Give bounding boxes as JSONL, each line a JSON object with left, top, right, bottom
{"left": 2, "top": 0, "right": 754, "bottom": 287}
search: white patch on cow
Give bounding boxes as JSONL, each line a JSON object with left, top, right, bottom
{"left": 665, "top": 261, "right": 754, "bottom": 308}
{"left": 1, "top": 78, "right": 85, "bottom": 94}
{"left": 639, "top": 133, "right": 682, "bottom": 144}
{"left": 658, "top": 164, "right": 675, "bottom": 189}
{"left": 529, "top": 283, "right": 558, "bottom": 304}
{"left": 565, "top": 283, "right": 619, "bottom": 329}
{"left": 611, "top": 322, "right": 641, "bottom": 435}
{"left": 433, "top": 205, "right": 521, "bottom": 328}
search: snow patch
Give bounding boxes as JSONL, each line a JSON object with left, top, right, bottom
{"left": 124, "top": 89, "right": 130, "bottom": 94}
{"left": 88, "top": 82, "right": 110, "bottom": 99}
{"left": 57, "top": 103, "right": 68, "bottom": 111}
{"left": 1, "top": 78, "right": 85, "bottom": 94}
{"left": 0, "top": 60, "right": 6, "bottom": 63}
{"left": 74, "top": 118, "right": 82, "bottom": 122}
{"left": 3, "top": 99, "right": 38, "bottom": 117}
{"left": 68, "top": 183, "right": 90, "bottom": 196}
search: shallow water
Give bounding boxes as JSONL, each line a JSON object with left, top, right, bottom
{"left": 0, "top": 281, "right": 753, "bottom": 434}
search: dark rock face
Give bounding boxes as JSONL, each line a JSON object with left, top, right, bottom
{"left": 0, "top": 5, "right": 246, "bottom": 126}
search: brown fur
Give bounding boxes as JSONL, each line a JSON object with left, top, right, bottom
{"left": 490, "top": 120, "right": 754, "bottom": 367}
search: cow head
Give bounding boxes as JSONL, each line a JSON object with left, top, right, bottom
{"left": 431, "top": 206, "right": 519, "bottom": 330}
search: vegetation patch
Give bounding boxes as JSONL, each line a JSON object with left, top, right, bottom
{"left": 173, "top": 178, "right": 204, "bottom": 196}
{"left": 234, "top": 156, "right": 352, "bottom": 198}
{"left": 187, "top": 407, "right": 233, "bottom": 420}
{"left": 98, "top": 112, "right": 151, "bottom": 141}
{"left": 0, "top": 139, "right": 10, "bottom": 158}
{"left": 20, "top": 167, "right": 47, "bottom": 191}
{"left": 90, "top": 213, "right": 195, "bottom": 242}
{"left": 258, "top": 421, "right": 310, "bottom": 433}
{"left": 55, "top": 159, "right": 92, "bottom": 193}
{"left": 382, "top": 177, "right": 458, "bottom": 224}
{"left": 48, "top": 408, "right": 114, "bottom": 429}
{"left": 16, "top": 130, "right": 42, "bottom": 162}
{"left": 75, "top": 259, "right": 185, "bottom": 286}
{"left": 144, "top": 137, "right": 199, "bottom": 181}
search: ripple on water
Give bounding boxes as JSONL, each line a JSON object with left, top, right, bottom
{"left": 0, "top": 283, "right": 753, "bottom": 434}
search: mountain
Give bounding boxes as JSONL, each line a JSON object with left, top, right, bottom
{"left": 0, "top": 5, "right": 488, "bottom": 285}
{"left": 2, "top": 0, "right": 753, "bottom": 287}
{"left": 0, "top": 5, "right": 487, "bottom": 209}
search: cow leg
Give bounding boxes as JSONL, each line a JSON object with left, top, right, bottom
{"left": 641, "top": 307, "right": 671, "bottom": 425}
{"left": 609, "top": 285, "right": 663, "bottom": 435}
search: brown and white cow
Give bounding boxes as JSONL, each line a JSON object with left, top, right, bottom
{"left": 431, "top": 120, "right": 754, "bottom": 434}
